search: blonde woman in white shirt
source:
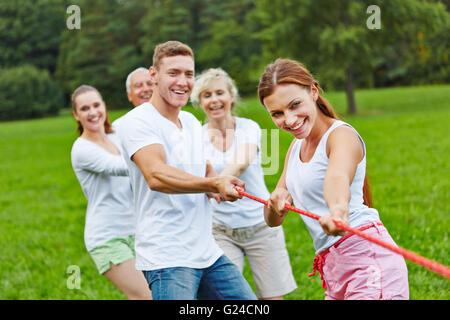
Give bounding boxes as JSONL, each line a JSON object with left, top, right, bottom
{"left": 70, "top": 85, "right": 151, "bottom": 300}
{"left": 191, "top": 68, "right": 297, "bottom": 300}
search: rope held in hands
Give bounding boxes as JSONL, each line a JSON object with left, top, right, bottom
{"left": 235, "top": 189, "right": 450, "bottom": 279}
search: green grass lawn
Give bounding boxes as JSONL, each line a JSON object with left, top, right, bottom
{"left": 0, "top": 85, "right": 448, "bottom": 299}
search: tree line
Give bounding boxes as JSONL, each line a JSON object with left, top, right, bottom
{"left": 0, "top": 0, "right": 448, "bottom": 120}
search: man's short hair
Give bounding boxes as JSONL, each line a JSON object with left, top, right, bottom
{"left": 126, "top": 67, "right": 149, "bottom": 93}
{"left": 152, "top": 41, "right": 194, "bottom": 70}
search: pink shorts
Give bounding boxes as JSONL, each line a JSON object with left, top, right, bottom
{"left": 313, "top": 221, "right": 409, "bottom": 300}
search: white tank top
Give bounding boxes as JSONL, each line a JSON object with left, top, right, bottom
{"left": 285, "top": 120, "right": 380, "bottom": 254}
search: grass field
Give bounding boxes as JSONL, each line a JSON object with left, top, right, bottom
{"left": 0, "top": 84, "right": 448, "bottom": 299}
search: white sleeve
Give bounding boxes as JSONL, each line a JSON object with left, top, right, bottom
{"left": 72, "top": 142, "right": 129, "bottom": 176}
{"left": 117, "top": 115, "right": 164, "bottom": 160}
{"left": 236, "top": 119, "right": 261, "bottom": 148}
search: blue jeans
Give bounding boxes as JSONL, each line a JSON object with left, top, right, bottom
{"left": 143, "top": 255, "right": 257, "bottom": 300}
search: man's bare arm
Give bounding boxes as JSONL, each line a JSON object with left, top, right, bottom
{"left": 132, "top": 144, "right": 244, "bottom": 200}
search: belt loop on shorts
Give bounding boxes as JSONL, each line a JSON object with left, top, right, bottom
{"left": 215, "top": 224, "right": 233, "bottom": 237}
{"left": 308, "top": 221, "right": 384, "bottom": 290}
{"left": 225, "top": 225, "right": 234, "bottom": 237}
{"left": 254, "top": 221, "right": 268, "bottom": 233}
{"left": 373, "top": 221, "right": 383, "bottom": 234}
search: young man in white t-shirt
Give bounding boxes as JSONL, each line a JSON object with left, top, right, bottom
{"left": 116, "top": 40, "right": 256, "bottom": 300}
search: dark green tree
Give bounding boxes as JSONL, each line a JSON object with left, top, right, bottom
{"left": 56, "top": 0, "right": 149, "bottom": 108}
{"left": 138, "top": 0, "right": 261, "bottom": 94}
{"left": 372, "top": 0, "right": 449, "bottom": 86}
{"left": 138, "top": 0, "right": 197, "bottom": 63}
{"left": 195, "top": 0, "right": 261, "bottom": 95}
{"left": 0, "top": 65, "right": 64, "bottom": 120}
{"left": 0, "top": 0, "right": 67, "bottom": 73}
{"left": 251, "top": 0, "right": 449, "bottom": 114}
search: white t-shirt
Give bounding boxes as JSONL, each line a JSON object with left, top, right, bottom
{"left": 71, "top": 133, "right": 136, "bottom": 252}
{"left": 203, "top": 117, "right": 269, "bottom": 228}
{"left": 116, "top": 102, "right": 223, "bottom": 271}
{"left": 112, "top": 115, "right": 125, "bottom": 131}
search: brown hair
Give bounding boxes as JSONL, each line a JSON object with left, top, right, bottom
{"left": 258, "top": 58, "right": 337, "bottom": 119}
{"left": 258, "top": 58, "right": 372, "bottom": 207}
{"left": 71, "top": 85, "right": 113, "bottom": 136}
{"left": 152, "top": 40, "right": 194, "bottom": 70}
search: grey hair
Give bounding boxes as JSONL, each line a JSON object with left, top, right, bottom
{"left": 125, "top": 67, "right": 149, "bottom": 93}
{"left": 190, "top": 68, "right": 240, "bottom": 108}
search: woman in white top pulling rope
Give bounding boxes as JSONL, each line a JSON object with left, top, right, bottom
{"left": 70, "top": 85, "right": 151, "bottom": 300}
{"left": 257, "top": 59, "right": 409, "bottom": 300}
{"left": 191, "top": 68, "right": 297, "bottom": 300}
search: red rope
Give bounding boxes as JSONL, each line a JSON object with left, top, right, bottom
{"left": 236, "top": 189, "right": 450, "bottom": 279}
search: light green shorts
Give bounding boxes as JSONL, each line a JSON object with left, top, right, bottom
{"left": 89, "top": 235, "right": 136, "bottom": 274}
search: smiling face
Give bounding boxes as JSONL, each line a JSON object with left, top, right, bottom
{"left": 263, "top": 84, "right": 319, "bottom": 139}
{"left": 199, "top": 78, "right": 234, "bottom": 121}
{"left": 127, "top": 69, "right": 153, "bottom": 107}
{"left": 73, "top": 90, "right": 107, "bottom": 134}
{"left": 150, "top": 55, "right": 194, "bottom": 110}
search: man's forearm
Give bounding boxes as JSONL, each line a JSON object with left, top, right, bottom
{"left": 145, "top": 163, "right": 218, "bottom": 194}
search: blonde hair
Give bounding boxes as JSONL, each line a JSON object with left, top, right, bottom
{"left": 191, "top": 68, "right": 240, "bottom": 109}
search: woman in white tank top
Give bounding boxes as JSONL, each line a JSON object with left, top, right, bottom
{"left": 257, "top": 59, "right": 409, "bottom": 300}
{"left": 71, "top": 85, "right": 151, "bottom": 300}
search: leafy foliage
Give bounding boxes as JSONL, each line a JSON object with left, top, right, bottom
{"left": 0, "top": 65, "right": 64, "bottom": 121}
{"left": 0, "top": 0, "right": 67, "bottom": 73}
{"left": 1, "top": 0, "right": 448, "bottom": 116}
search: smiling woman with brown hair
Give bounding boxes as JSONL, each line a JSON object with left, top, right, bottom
{"left": 70, "top": 85, "right": 151, "bottom": 300}
{"left": 258, "top": 58, "right": 409, "bottom": 300}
